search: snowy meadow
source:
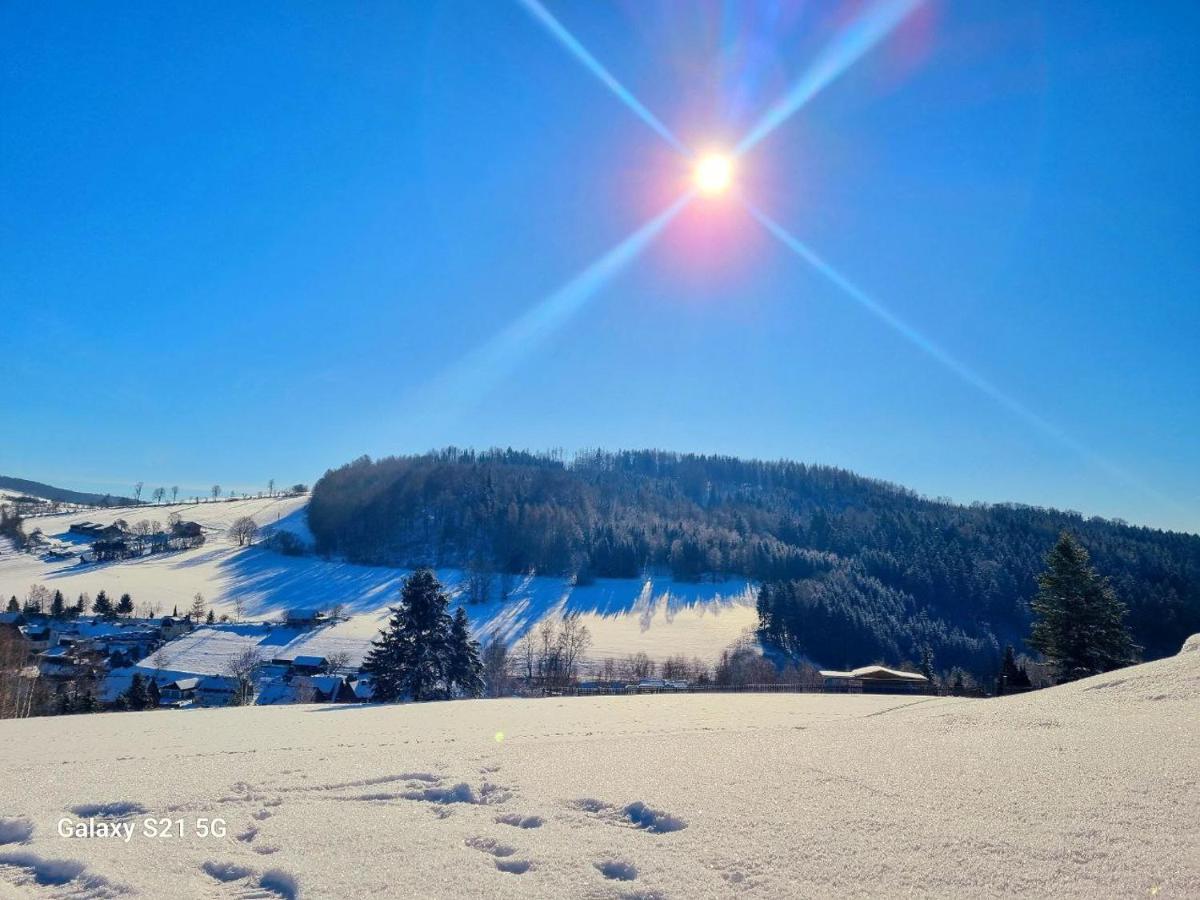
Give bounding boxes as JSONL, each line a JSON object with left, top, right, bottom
{"left": 0, "top": 645, "right": 1197, "bottom": 897}
{"left": 0, "top": 496, "right": 759, "bottom": 669}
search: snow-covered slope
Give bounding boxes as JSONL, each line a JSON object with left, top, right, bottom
{"left": 1, "top": 646, "right": 1197, "bottom": 898}
{"left": 0, "top": 497, "right": 758, "bottom": 665}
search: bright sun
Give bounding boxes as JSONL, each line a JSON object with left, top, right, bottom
{"left": 694, "top": 154, "right": 733, "bottom": 195}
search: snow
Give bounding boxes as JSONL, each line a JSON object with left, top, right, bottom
{"left": 1, "top": 646, "right": 1197, "bottom": 897}
{"left": 820, "top": 665, "right": 928, "bottom": 681}
{"left": 0, "top": 497, "right": 759, "bottom": 666}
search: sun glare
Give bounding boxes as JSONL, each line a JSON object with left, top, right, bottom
{"left": 694, "top": 154, "right": 733, "bottom": 195}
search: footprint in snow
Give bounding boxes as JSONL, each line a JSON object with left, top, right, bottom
{"left": 595, "top": 859, "right": 638, "bottom": 881}
{"left": 0, "top": 848, "right": 121, "bottom": 896}
{"left": 495, "top": 858, "right": 532, "bottom": 874}
{"left": 569, "top": 799, "right": 687, "bottom": 833}
{"left": 495, "top": 813, "right": 544, "bottom": 829}
{"left": 68, "top": 801, "right": 147, "bottom": 820}
{"left": 466, "top": 836, "right": 532, "bottom": 875}
{"left": 623, "top": 801, "right": 687, "bottom": 833}
{"left": 465, "top": 837, "right": 517, "bottom": 858}
{"left": 0, "top": 818, "right": 33, "bottom": 845}
{"left": 200, "top": 860, "right": 300, "bottom": 899}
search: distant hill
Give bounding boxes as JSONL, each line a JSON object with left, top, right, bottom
{"left": 0, "top": 475, "right": 136, "bottom": 507}
{"left": 310, "top": 449, "right": 1200, "bottom": 675}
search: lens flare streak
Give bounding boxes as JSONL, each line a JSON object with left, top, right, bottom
{"left": 735, "top": 0, "right": 925, "bottom": 156}
{"left": 516, "top": 0, "right": 691, "bottom": 156}
{"left": 745, "top": 201, "right": 1158, "bottom": 494}
{"left": 426, "top": 193, "right": 694, "bottom": 418}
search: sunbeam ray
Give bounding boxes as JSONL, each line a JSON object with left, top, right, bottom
{"left": 418, "top": 193, "right": 694, "bottom": 425}
{"left": 517, "top": 0, "right": 691, "bottom": 155}
{"left": 734, "top": 0, "right": 925, "bottom": 156}
{"left": 744, "top": 201, "right": 1180, "bottom": 506}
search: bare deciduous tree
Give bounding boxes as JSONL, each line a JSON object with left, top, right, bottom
{"left": 1, "top": 629, "right": 39, "bottom": 718}
{"left": 25, "top": 584, "right": 51, "bottom": 614}
{"left": 152, "top": 487, "right": 165, "bottom": 504}
{"left": 622, "top": 652, "right": 655, "bottom": 681}
{"left": 225, "top": 647, "right": 262, "bottom": 706}
{"left": 133, "top": 481, "right": 144, "bottom": 503}
{"left": 170, "top": 485, "right": 179, "bottom": 503}
{"left": 229, "top": 517, "right": 258, "bottom": 547}
{"left": 537, "top": 618, "right": 559, "bottom": 686}
{"left": 465, "top": 556, "right": 493, "bottom": 605}
{"left": 557, "top": 612, "right": 591, "bottom": 685}
{"left": 211, "top": 484, "right": 220, "bottom": 500}
{"left": 481, "top": 640, "right": 511, "bottom": 697}
{"left": 294, "top": 680, "right": 318, "bottom": 703}
{"left": 517, "top": 630, "right": 537, "bottom": 689}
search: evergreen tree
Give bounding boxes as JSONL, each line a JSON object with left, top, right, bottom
{"left": 92, "top": 590, "right": 112, "bottom": 617}
{"left": 1029, "top": 533, "right": 1138, "bottom": 683}
{"left": 918, "top": 645, "right": 935, "bottom": 683}
{"left": 50, "top": 590, "right": 65, "bottom": 618}
{"left": 125, "top": 673, "right": 149, "bottom": 711}
{"left": 74, "top": 595, "right": 87, "bottom": 615}
{"left": 1000, "top": 645, "right": 1031, "bottom": 691}
{"left": 57, "top": 692, "right": 74, "bottom": 715}
{"left": 5, "top": 596, "right": 17, "bottom": 613}
{"left": 79, "top": 692, "right": 98, "bottom": 713}
{"left": 447, "top": 607, "right": 484, "bottom": 698}
{"left": 146, "top": 679, "right": 161, "bottom": 708}
{"left": 362, "top": 568, "right": 454, "bottom": 702}
{"left": 115, "top": 593, "right": 134, "bottom": 617}
{"left": 205, "top": 609, "right": 215, "bottom": 624}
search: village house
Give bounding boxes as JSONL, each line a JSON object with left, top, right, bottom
{"left": 819, "top": 665, "right": 931, "bottom": 694}
{"left": 284, "top": 608, "right": 327, "bottom": 627}
{"left": 69, "top": 521, "right": 127, "bottom": 540}
{"left": 159, "top": 677, "right": 201, "bottom": 707}
{"left": 18, "top": 622, "right": 52, "bottom": 653}
{"left": 289, "top": 655, "right": 328, "bottom": 676}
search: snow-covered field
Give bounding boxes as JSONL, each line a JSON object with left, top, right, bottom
{"left": 1, "top": 645, "right": 1197, "bottom": 898}
{"left": 0, "top": 497, "right": 758, "bottom": 665}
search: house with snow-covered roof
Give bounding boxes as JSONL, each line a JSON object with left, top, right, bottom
{"left": 289, "top": 655, "right": 328, "bottom": 674}
{"left": 819, "top": 665, "right": 930, "bottom": 694}
{"left": 285, "top": 608, "right": 326, "bottom": 626}
{"left": 159, "top": 677, "right": 201, "bottom": 706}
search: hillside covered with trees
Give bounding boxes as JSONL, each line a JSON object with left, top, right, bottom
{"left": 308, "top": 449, "right": 1200, "bottom": 674}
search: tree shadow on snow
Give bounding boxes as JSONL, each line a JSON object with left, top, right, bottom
{"left": 214, "top": 548, "right": 753, "bottom": 647}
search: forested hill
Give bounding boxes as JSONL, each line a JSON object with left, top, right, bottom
{"left": 0, "top": 475, "right": 133, "bottom": 507}
{"left": 308, "top": 449, "right": 1200, "bottom": 673}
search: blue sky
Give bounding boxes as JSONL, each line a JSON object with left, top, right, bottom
{"left": 2, "top": 1, "right": 1197, "bottom": 532}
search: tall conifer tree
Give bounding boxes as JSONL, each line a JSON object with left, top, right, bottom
{"left": 447, "top": 607, "right": 484, "bottom": 698}
{"left": 1029, "top": 533, "right": 1137, "bottom": 683}
{"left": 362, "top": 569, "right": 455, "bottom": 702}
